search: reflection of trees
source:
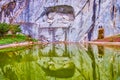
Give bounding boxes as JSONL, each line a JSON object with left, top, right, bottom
{"left": 0, "top": 62, "right": 46, "bottom": 80}
{"left": 117, "top": 55, "right": 120, "bottom": 79}
{"left": 109, "top": 53, "right": 119, "bottom": 80}
{"left": 0, "top": 51, "right": 22, "bottom": 80}
{"left": 0, "top": 46, "right": 46, "bottom": 80}
{"left": 0, "top": 46, "right": 40, "bottom": 80}
{"left": 86, "top": 44, "right": 99, "bottom": 80}
{"left": 2, "top": 65, "right": 18, "bottom": 80}
{"left": 74, "top": 45, "right": 89, "bottom": 80}
{"left": 85, "top": 44, "right": 120, "bottom": 80}
{"left": 0, "top": 51, "right": 22, "bottom": 68}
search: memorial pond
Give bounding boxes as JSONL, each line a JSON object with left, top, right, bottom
{"left": 0, "top": 43, "right": 120, "bottom": 80}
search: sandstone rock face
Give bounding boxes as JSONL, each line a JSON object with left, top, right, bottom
{"left": 0, "top": 0, "right": 120, "bottom": 42}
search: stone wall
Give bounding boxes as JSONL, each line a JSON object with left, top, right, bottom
{"left": 0, "top": 0, "right": 120, "bottom": 42}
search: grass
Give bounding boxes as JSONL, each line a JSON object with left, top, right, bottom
{"left": 0, "top": 46, "right": 27, "bottom": 53}
{"left": 0, "top": 34, "right": 36, "bottom": 45}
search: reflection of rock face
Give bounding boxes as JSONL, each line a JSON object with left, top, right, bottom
{"left": 37, "top": 43, "right": 75, "bottom": 78}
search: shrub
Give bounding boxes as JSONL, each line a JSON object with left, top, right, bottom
{"left": 9, "top": 24, "right": 21, "bottom": 37}
{"left": 0, "top": 23, "right": 21, "bottom": 38}
{"left": 0, "top": 23, "right": 10, "bottom": 37}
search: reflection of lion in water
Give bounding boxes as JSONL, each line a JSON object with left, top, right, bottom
{"left": 37, "top": 57, "right": 75, "bottom": 78}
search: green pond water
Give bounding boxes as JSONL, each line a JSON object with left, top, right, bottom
{"left": 0, "top": 43, "right": 120, "bottom": 80}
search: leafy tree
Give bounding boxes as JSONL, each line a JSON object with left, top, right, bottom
{"left": 9, "top": 24, "right": 21, "bottom": 37}
{"left": 0, "top": 23, "right": 10, "bottom": 37}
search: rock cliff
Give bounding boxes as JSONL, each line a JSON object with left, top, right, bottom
{"left": 0, "top": 0, "right": 120, "bottom": 42}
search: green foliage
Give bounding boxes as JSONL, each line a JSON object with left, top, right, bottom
{"left": 9, "top": 24, "right": 21, "bottom": 35}
{"left": 0, "top": 34, "right": 26, "bottom": 45}
{"left": 0, "top": 23, "right": 10, "bottom": 37}
{"left": 0, "top": 34, "right": 37, "bottom": 45}
{"left": 0, "top": 23, "right": 21, "bottom": 38}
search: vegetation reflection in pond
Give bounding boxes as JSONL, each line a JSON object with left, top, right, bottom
{"left": 0, "top": 43, "right": 120, "bottom": 80}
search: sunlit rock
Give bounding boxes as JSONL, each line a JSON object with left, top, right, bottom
{"left": 0, "top": 0, "right": 120, "bottom": 42}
